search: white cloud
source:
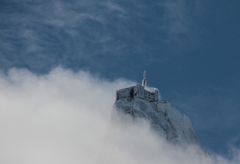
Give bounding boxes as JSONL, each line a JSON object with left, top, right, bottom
{"left": 0, "top": 0, "right": 200, "bottom": 71}
{"left": 0, "top": 67, "right": 239, "bottom": 164}
{"left": 163, "top": 0, "right": 188, "bottom": 33}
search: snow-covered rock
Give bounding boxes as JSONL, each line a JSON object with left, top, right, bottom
{"left": 114, "top": 95, "right": 197, "bottom": 144}
{"left": 114, "top": 72, "right": 197, "bottom": 144}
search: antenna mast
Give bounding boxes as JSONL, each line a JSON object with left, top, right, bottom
{"left": 142, "top": 71, "right": 147, "bottom": 87}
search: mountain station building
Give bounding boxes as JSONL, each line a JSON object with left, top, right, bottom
{"left": 116, "top": 71, "right": 159, "bottom": 102}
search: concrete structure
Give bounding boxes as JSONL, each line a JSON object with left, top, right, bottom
{"left": 116, "top": 71, "right": 159, "bottom": 102}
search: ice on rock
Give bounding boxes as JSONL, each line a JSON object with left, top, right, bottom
{"left": 114, "top": 72, "right": 197, "bottom": 144}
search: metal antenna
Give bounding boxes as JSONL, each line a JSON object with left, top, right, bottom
{"left": 142, "top": 71, "right": 147, "bottom": 87}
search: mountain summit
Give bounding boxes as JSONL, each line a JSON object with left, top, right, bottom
{"left": 114, "top": 71, "right": 197, "bottom": 144}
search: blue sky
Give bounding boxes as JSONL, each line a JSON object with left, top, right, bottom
{"left": 0, "top": 0, "right": 240, "bottom": 155}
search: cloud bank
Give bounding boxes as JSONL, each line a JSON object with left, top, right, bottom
{"left": 0, "top": 68, "right": 239, "bottom": 164}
